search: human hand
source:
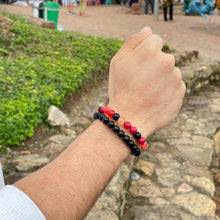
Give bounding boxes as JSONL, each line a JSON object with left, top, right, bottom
{"left": 108, "top": 27, "right": 186, "bottom": 137}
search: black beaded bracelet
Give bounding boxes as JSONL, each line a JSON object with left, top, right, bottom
{"left": 98, "top": 106, "right": 148, "bottom": 150}
{"left": 94, "top": 112, "right": 141, "bottom": 156}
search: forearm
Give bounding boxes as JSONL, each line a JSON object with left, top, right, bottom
{"left": 13, "top": 27, "right": 185, "bottom": 220}
{"left": 14, "top": 120, "right": 130, "bottom": 220}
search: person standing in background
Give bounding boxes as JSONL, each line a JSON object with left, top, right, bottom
{"left": 163, "top": 0, "right": 173, "bottom": 21}
{"left": 67, "top": 0, "right": 76, "bottom": 14}
{"left": 131, "top": 0, "right": 140, "bottom": 14}
{"left": 79, "top": 0, "right": 88, "bottom": 17}
{"left": 144, "top": 0, "right": 154, "bottom": 15}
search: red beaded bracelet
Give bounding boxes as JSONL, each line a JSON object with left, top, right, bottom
{"left": 98, "top": 106, "right": 148, "bottom": 150}
{"left": 94, "top": 112, "right": 141, "bottom": 156}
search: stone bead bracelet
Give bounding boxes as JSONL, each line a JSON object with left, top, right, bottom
{"left": 97, "top": 106, "right": 148, "bottom": 151}
{"left": 94, "top": 112, "right": 141, "bottom": 156}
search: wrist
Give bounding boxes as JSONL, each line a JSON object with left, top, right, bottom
{"left": 88, "top": 120, "right": 131, "bottom": 162}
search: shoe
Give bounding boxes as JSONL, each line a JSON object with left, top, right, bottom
{"left": 144, "top": 14, "right": 148, "bottom": 16}
{"left": 80, "top": 13, "right": 88, "bottom": 17}
{"left": 68, "top": 12, "right": 76, "bottom": 15}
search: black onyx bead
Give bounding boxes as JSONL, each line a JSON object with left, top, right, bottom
{"left": 99, "top": 113, "right": 104, "bottom": 120}
{"left": 131, "top": 145, "right": 141, "bottom": 156}
{"left": 98, "top": 106, "right": 102, "bottom": 113}
{"left": 93, "top": 112, "right": 99, "bottom": 120}
{"left": 112, "top": 125, "right": 120, "bottom": 133}
{"left": 102, "top": 116, "right": 109, "bottom": 124}
{"left": 107, "top": 121, "right": 114, "bottom": 128}
{"left": 118, "top": 130, "right": 125, "bottom": 138}
{"left": 123, "top": 135, "right": 130, "bottom": 143}
{"left": 134, "top": 132, "right": 141, "bottom": 139}
{"left": 128, "top": 140, "right": 135, "bottom": 147}
{"left": 112, "top": 113, "right": 120, "bottom": 121}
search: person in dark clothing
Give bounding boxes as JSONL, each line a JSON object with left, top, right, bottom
{"left": 145, "top": 0, "right": 154, "bottom": 15}
{"left": 163, "top": 0, "right": 173, "bottom": 21}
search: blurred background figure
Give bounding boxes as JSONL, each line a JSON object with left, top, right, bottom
{"left": 67, "top": 0, "right": 75, "bottom": 14}
{"left": 79, "top": 0, "right": 88, "bottom": 16}
{"left": 163, "top": 0, "right": 173, "bottom": 21}
{"left": 131, "top": 0, "right": 139, "bottom": 14}
{"left": 144, "top": 0, "right": 154, "bottom": 15}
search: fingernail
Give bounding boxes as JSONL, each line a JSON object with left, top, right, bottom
{"left": 140, "top": 27, "right": 151, "bottom": 34}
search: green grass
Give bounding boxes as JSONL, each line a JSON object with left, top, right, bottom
{"left": 0, "top": 13, "right": 122, "bottom": 150}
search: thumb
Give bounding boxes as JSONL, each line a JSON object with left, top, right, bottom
{"left": 116, "top": 27, "right": 152, "bottom": 60}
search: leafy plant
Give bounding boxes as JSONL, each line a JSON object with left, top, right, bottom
{"left": 0, "top": 12, "right": 122, "bottom": 148}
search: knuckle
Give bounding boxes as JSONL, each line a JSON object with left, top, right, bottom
{"left": 150, "top": 34, "right": 164, "bottom": 47}
{"left": 181, "top": 81, "right": 186, "bottom": 95}
{"left": 164, "top": 54, "right": 176, "bottom": 68}
{"left": 174, "top": 67, "right": 183, "bottom": 82}
{"left": 159, "top": 53, "right": 175, "bottom": 69}
{"left": 142, "top": 34, "right": 164, "bottom": 54}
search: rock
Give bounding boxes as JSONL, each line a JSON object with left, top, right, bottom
{"left": 24, "top": 15, "right": 56, "bottom": 29}
{"left": 149, "top": 142, "right": 168, "bottom": 153}
{"left": 172, "top": 191, "right": 216, "bottom": 216}
{"left": 63, "top": 129, "right": 77, "bottom": 138}
{"left": 48, "top": 105, "right": 70, "bottom": 127}
{"left": 73, "top": 116, "right": 91, "bottom": 129}
{"left": 177, "top": 183, "right": 193, "bottom": 193}
{"left": 155, "top": 165, "right": 181, "bottom": 187}
{"left": 0, "top": 14, "right": 13, "bottom": 25}
{"left": 174, "top": 144, "right": 213, "bottom": 166}
{"left": 86, "top": 210, "right": 118, "bottom": 220}
{"left": 149, "top": 197, "right": 170, "bottom": 205}
{"left": 191, "top": 135, "right": 214, "bottom": 149}
{"left": 130, "top": 172, "right": 140, "bottom": 181}
{"left": 211, "top": 157, "right": 220, "bottom": 168}
{"left": 14, "top": 154, "right": 49, "bottom": 171}
{"left": 154, "top": 153, "right": 178, "bottom": 168}
{"left": 134, "top": 159, "right": 155, "bottom": 176}
{"left": 43, "top": 142, "right": 67, "bottom": 158}
{"left": 82, "top": 110, "right": 94, "bottom": 120}
{"left": 106, "top": 163, "right": 129, "bottom": 198}
{"left": 122, "top": 205, "right": 199, "bottom": 220}
{"left": 154, "top": 126, "right": 183, "bottom": 139}
{"left": 49, "top": 134, "right": 74, "bottom": 146}
{"left": 121, "top": 206, "right": 160, "bottom": 220}
{"left": 183, "top": 175, "right": 215, "bottom": 196}
{"left": 215, "top": 173, "right": 220, "bottom": 185}
{"left": 161, "top": 188, "right": 176, "bottom": 197}
{"left": 0, "top": 15, "right": 14, "bottom": 38}
{"left": 184, "top": 119, "right": 205, "bottom": 135}
{"left": 183, "top": 163, "right": 213, "bottom": 180}
{"left": 213, "top": 131, "right": 220, "bottom": 155}
{"left": 130, "top": 177, "right": 162, "bottom": 198}
{"left": 92, "top": 191, "right": 118, "bottom": 212}
{"left": 4, "top": 173, "right": 28, "bottom": 185}
{"left": 20, "top": 150, "right": 31, "bottom": 155}
{"left": 86, "top": 164, "right": 129, "bottom": 219}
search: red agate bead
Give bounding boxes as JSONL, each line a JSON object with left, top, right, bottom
{"left": 139, "top": 142, "right": 148, "bottom": 150}
{"left": 124, "top": 121, "right": 131, "bottom": 129}
{"left": 129, "top": 126, "right": 137, "bottom": 134}
{"left": 108, "top": 109, "right": 115, "bottom": 118}
{"left": 104, "top": 107, "right": 110, "bottom": 114}
{"left": 138, "top": 137, "right": 146, "bottom": 145}
{"left": 100, "top": 106, "right": 106, "bottom": 113}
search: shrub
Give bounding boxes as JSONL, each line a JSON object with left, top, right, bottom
{"left": 0, "top": 13, "right": 122, "bottom": 147}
